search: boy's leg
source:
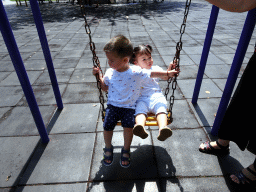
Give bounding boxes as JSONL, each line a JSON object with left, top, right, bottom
{"left": 103, "top": 130, "right": 113, "bottom": 164}
{"left": 122, "top": 127, "right": 133, "bottom": 166}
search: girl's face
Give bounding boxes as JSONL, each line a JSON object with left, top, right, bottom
{"left": 106, "top": 52, "right": 129, "bottom": 72}
{"left": 134, "top": 53, "right": 153, "bottom": 69}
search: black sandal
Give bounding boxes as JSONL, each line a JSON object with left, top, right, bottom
{"left": 103, "top": 145, "right": 114, "bottom": 166}
{"left": 199, "top": 140, "right": 230, "bottom": 156}
{"left": 231, "top": 167, "right": 256, "bottom": 184}
{"left": 120, "top": 147, "right": 131, "bottom": 168}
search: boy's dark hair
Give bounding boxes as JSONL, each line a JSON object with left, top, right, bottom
{"left": 104, "top": 35, "right": 133, "bottom": 58}
{"left": 130, "top": 44, "right": 153, "bottom": 64}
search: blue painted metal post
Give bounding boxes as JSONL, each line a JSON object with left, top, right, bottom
{"left": 0, "top": 1, "right": 49, "bottom": 143}
{"left": 29, "top": 0, "right": 63, "bottom": 110}
{"left": 192, "top": 5, "right": 219, "bottom": 104}
{"left": 211, "top": 8, "right": 256, "bottom": 136}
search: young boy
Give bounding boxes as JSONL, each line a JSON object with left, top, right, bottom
{"left": 93, "top": 35, "right": 179, "bottom": 168}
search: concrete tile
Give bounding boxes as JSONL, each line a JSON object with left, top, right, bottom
{"left": 17, "top": 183, "right": 87, "bottom": 192}
{"left": 69, "top": 68, "right": 96, "bottom": 83}
{"left": 0, "top": 86, "right": 23, "bottom": 107}
{"left": 88, "top": 180, "right": 159, "bottom": 192}
{"left": 34, "top": 68, "right": 74, "bottom": 85}
{"left": 90, "top": 132, "right": 156, "bottom": 181}
{"left": 0, "top": 136, "right": 39, "bottom": 187}
{"left": 153, "top": 129, "right": 222, "bottom": 177}
{"left": 18, "top": 84, "right": 67, "bottom": 106}
{"left": 188, "top": 98, "right": 221, "bottom": 127}
{"left": 178, "top": 79, "right": 223, "bottom": 99}
{"left": 51, "top": 103, "right": 100, "bottom": 134}
{"left": 62, "top": 83, "right": 100, "bottom": 104}
{"left": 0, "top": 71, "right": 43, "bottom": 86}
{"left": 55, "top": 50, "right": 83, "bottom": 59}
{"left": 0, "top": 105, "right": 56, "bottom": 136}
{"left": 0, "top": 72, "right": 11, "bottom": 83}
{"left": 23, "top": 59, "right": 47, "bottom": 70}
{"left": 162, "top": 177, "right": 230, "bottom": 191}
{"left": 189, "top": 54, "right": 225, "bottom": 65}
{"left": 76, "top": 57, "right": 107, "bottom": 69}
{"left": 19, "top": 133, "right": 95, "bottom": 185}
{"left": 52, "top": 58, "right": 80, "bottom": 69}
{"left": 162, "top": 55, "right": 196, "bottom": 66}
{"left": 204, "top": 64, "right": 231, "bottom": 79}
{"left": 0, "top": 60, "right": 15, "bottom": 72}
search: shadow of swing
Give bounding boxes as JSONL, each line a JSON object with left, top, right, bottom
{"left": 88, "top": 145, "right": 184, "bottom": 192}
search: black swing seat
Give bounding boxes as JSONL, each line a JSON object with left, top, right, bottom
{"left": 102, "top": 110, "right": 173, "bottom": 126}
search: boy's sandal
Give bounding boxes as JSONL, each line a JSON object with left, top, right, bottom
{"left": 120, "top": 147, "right": 131, "bottom": 168}
{"left": 157, "top": 127, "right": 172, "bottom": 141}
{"left": 199, "top": 140, "right": 230, "bottom": 156}
{"left": 133, "top": 124, "right": 148, "bottom": 139}
{"left": 230, "top": 167, "right": 256, "bottom": 185}
{"left": 103, "top": 145, "right": 114, "bottom": 166}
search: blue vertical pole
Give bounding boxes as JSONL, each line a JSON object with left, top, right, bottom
{"left": 0, "top": 1, "right": 49, "bottom": 143}
{"left": 192, "top": 5, "right": 219, "bottom": 104}
{"left": 29, "top": 0, "right": 63, "bottom": 110}
{"left": 211, "top": 8, "right": 256, "bottom": 136}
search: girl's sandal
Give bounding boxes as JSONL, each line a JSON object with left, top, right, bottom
{"left": 199, "top": 140, "right": 230, "bottom": 156}
{"left": 133, "top": 125, "right": 148, "bottom": 139}
{"left": 157, "top": 127, "right": 172, "bottom": 141}
{"left": 230, "top": 167, "right": 256, "bottom": 185}
{"left": 103, "top": 145, "right": 114, "bottom": 166}
{"left": 120, "top": 147, "right": 131, "bottom": 168}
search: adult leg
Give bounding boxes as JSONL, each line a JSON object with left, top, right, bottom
{"left": 230, "top": 158, "right": 256, "bottom": 184}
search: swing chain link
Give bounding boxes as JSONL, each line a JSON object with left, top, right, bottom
{"left": 79, "top": 0, "right": 106, "bottom": 120}
{"left": 165, "top": 0, "right": 191, "bottom": 114}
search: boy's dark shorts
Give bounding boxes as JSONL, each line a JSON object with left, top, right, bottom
{"left": 103, "top": 104, "right": 135, "bottom": 131}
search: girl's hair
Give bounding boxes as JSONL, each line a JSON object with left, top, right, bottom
{"left": 103, "top": 35, "right": 133, "bottom": 58}
{"left": 130, "top": 44, "right": 153, "bottom": 64}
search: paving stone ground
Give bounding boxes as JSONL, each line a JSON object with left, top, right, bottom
{"left": 0, "top": 0, "right": 256, "bottom": 191}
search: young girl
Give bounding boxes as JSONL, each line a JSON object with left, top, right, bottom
{"left": 130, "top": 44, "right": 178, "bottom": 141}
{"left": 93, "top": 36, "right": 179, "bottom": 168}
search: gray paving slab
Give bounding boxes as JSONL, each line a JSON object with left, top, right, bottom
{"left": 0, "top": 87, "right": 23, "bottom": 107}
{"left": 152, "top": 129, "right": 223, "bottom": 177}
{"left": 50, "top": 103, "right": 100, "bottom": 134}
{"left": 90, "top": 132, "right": 156, "bottom": 181}
{"left": 0, "top": 136, "right": 39, "bottom": 187}
{"left": 19, "top": 133, "right": 95, "bottom": 185}
{"left": 16, "top": 183, "right": 88, "bottom": 192}
{"left": 178, "top": 79, "right": 223, "bottom": 99}
{"left": 0, "top": 106, "right": 56, "bottom": 136}
{"left": 62, "top": 83, "right": 100, "bottom": 104}
{"left": 17, "top": 84, "right": 67, "bottom": 106}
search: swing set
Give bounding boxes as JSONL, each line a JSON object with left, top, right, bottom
{"left": 79, "top": 0, "right": 191, "bottom": 126}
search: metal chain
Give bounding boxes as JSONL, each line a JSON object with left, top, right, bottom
{"left": 78, "top": 0, "right": 106, "bottom": 120}
{"left": 165, "top": 0, "right": 191, "bottom": 114}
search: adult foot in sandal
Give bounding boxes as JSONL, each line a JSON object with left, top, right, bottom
{"left": 120, "top": 147, "right": 131, "bottom": 168}
{"left": 199, "top": 139, "right": 230, "bottom": 156}
{"left": 103, "top": 145, "right": 114, "bottom": 166}
{"left": 230, "top": 164, "right": 256, "bottom": 184}
{"left": 133, "top": 124, "right": 148, "bottom": 139}
{"left": 157, "top": 126, "right": 172, "bottom": 141}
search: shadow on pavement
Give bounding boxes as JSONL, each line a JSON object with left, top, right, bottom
{"left": 88, "top": 145, "right": 184, "bottom": 192}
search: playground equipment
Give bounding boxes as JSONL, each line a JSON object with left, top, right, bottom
{"left": 0, "top": 0, "right": 63, "bottom": 143}
{"left": 192, "top": 5, "right": 256, "bottom": 136}
{"left": 80, "top": 0, "right": 191, "bottom": 126}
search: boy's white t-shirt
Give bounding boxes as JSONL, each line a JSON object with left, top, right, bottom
{"left": 103, "top": 65, "right": 151, "bottom": 109}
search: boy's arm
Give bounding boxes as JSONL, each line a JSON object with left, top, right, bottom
{"left": 93, "top": 67, "right": 108, "bottom": 92}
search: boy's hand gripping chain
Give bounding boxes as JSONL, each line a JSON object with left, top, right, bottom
{"left": 165, "top": 0, "right": 191, "bottom": 120}
{"left": 79, "top": 0, "right": 106, "bottom": 121}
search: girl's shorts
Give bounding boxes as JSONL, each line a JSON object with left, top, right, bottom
{"left": 103, "top": 104, "right": 135, "bottom": 131}
{"left": 135, "top": 95, "right": 167, "bottom": 116}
